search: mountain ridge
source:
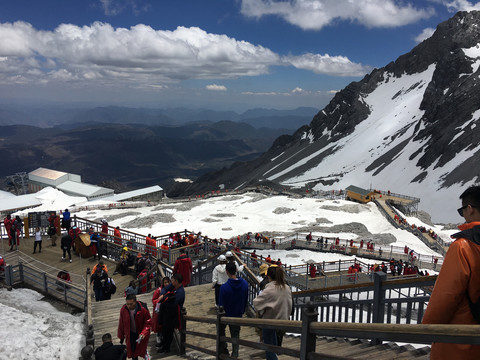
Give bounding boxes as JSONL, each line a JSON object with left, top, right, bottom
{"left": 179, "top": 11, "right": 480, "bottom": 223}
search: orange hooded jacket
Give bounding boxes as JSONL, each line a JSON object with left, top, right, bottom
{"left": 422, "top": 221, "right": 480, "bottom": 359}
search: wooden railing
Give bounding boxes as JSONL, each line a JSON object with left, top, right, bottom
{"left": 181, "top": 305, "right": 480, "bottom": 360}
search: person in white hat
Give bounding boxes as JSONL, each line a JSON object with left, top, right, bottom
{"left": 226, "top": 250, "right": 245, "bottom": 273}
{"left": 212, "top": 254, "right": 228, "bottom": 308}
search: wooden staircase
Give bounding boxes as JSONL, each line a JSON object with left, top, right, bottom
{"left": 92, "top": 283, "right": 430, "bottom": 359}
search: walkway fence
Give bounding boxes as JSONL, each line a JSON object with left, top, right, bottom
{"left": 3, "top": 260, "right": 87, "bottom": 309}
{"left": 242, "top": 234, "right": 443, "bottom": 270}
{"left": 180, "top": 271, "right": 480, "bottom": 360}
{"left": 380, "top": 200, "right": 451, "bottom": 252}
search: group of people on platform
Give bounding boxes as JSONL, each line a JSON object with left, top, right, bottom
{"left": 3, "top": 214, "right": 23, "bottom": 251}
{"left": 94, "top": 255, "right": 191, "bottom": 359}
{"left": 369, "top": 259, "right": 429, "bottom": 277}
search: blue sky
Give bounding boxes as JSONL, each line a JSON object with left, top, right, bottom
{"left": 0, "top": 0, "right": 478, "bottom": 112}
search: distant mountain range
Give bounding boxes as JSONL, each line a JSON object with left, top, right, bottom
{"left": 0, "top": 105, "right": 318, "bottom": 130}
{"left": 0, "top": 115, "right": 308, "bottom": 190}
{"left": 178, "top": 11, "right": 480, "bottom": 223}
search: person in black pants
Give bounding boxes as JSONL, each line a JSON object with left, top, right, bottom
{"left": 61, "top": 233, "right": 73, "bottom": 263}
{"left": 157, "top": 273, "right": 185, "bottom": 354}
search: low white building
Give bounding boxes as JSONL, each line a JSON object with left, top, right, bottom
{"left": 28, "top": 167, "right": 114, "bottom": 201}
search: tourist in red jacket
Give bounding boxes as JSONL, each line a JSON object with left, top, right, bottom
{"left": 151, "top": 277, "right": 171, "bottom": 344}
{"left": 4, "top": 215, "right": 13, "bottom": 245}
{"left": 118, "top": 294, "right": 151, "bottom": 360}
{"left": 101, "top": 219, "right": 109, "bottom": 238}
{"left": 173, "top": 248, "right": 193, "bottom": 286}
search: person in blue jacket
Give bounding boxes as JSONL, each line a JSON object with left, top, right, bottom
{"left": 218, "top": 261, "right": 249, "bottom": 357}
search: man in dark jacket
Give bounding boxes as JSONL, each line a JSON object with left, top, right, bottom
{"left": 218, "top": 261, "right": 249, "bottom": 357}
{"left": 95, "top": 333, "right": 126, "bottom": 360}
{"left": 173, "top": 248, "right": 192, "bottom": 286}
{"left": 157, "top": 273, "right": 185, "bottom": 354}
{"left": 62, "top": 209, "right": 71, "bottom": 231}
{"left": 117, "top": 294, "right": 151, "bottom": 360}
{"left": 90, "top": 266, "right": 108, "bottom": 302}
{"left": 61, "top": 233, "right": 73, "bottom": 263}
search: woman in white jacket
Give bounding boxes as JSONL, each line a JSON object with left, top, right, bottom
{"left": 253, "top": 265, "right": 292, "bottom": 360}
{"left": 212, "top": 254, "right": 229, "bottom": 307}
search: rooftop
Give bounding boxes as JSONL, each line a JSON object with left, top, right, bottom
{"left": 29, "top": 167, "right": 68, "bottom": 181}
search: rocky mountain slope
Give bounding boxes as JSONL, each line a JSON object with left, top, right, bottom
{"left": 180, "top": 11, "right": 480, "bottom": 223}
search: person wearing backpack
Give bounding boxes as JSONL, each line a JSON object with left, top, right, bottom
{"left": 104, "top": 277, "right": 117, "bottom": 300}
{"left": 91, "top": 266, "right": 108, "bottom": 302}
{"left": 423, "top": 185, "right": 480, "bottom": 359}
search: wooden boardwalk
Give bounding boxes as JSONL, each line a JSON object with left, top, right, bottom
{"left": 2, "top": 234, "right": 431, "bottom": 359}
{"left": 91, "top": 284, "right": 430, "bottom": 360}
{"left": 1, "top": 234, "right": 136, "bottom": 303}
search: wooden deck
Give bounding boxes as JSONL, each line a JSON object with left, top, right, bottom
{"left": 2, "top": 234, "right": 431, "bottom": 359}
{"left": 1, "top": 234, "right": 136, "bottom": 303}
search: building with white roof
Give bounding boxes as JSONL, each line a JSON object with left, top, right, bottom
{"left": 28, "top": 167, "right": 114, "bottom": 201}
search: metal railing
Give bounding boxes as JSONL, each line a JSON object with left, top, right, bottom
{"left": 4, "top": 262, "right": 86, "bottom": 309}
{"left": 291, "top": 273, "right": 435, "bottom": 326}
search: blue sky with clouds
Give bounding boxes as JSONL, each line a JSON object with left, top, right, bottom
{"left": 0, "top": 0, "right": 479, "bottom": 112}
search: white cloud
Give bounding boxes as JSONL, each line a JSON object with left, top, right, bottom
{"left": 240, "top": 0, "right": 435, "bottom": 30}
{"left": 443, "top": 0, "right": 480, "bottom": 11}
{"left": 99, "top": 0, "right": 152, "bottom": 16}
{"left": 206, "top": 84, "right": 227, "bottom": 91}
{"left": 284, "top": 53, "right": 371, "bottom": 76}
{"left": 0, "top": 21, "right": 369, "bottom": 90}
{"left": 241, "top": 91, "right": 290, "bottom": 96}
{"left": 242, "top": 88, "right": 336, "bottom": 97}
{"left": 0, "top": 22, "right": 280, "bottom": 87}
{"left": 414, "top": 27, "right": 435, "bottom": 43}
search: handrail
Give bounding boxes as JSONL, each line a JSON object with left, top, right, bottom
{"left": 292, "top": 274, "right": 437, "bottom": 297}
{"left": 310, "top": 322, "right": 480, "bottom": 344}
{"left": 182, "top": 310, "right": 480, "bottom": 360}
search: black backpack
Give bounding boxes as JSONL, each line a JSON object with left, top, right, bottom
{"left": 105, "top": 277, "right": 117, "bottom": 295}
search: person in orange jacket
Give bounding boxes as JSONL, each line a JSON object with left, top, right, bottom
{"left": 113, "top": 226, "right": 122, "bottom": 245}
{"left": 422, "top": 185, "right": 480, "bottom": 359}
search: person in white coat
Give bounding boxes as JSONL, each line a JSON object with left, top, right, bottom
{"left": 212, "top": 254, "right": 228, "bottom": 307}
{"left": 253, "top": 265, "right": 292, "bottom": 360}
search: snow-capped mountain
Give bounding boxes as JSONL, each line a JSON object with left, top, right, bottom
{"left": 181, "top": 11, "right": 480, "bottom": 223}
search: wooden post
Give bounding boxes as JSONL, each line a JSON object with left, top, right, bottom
{"left": 5, "top": 265, "right": 13, "bottom": 286}
{"left": 19, "top": 262, "right": 24, "bottom": 283}
{"left": 372, "top": 271, "right": 387, "bottom": 345}
{"left": 180, "top": 307, "right": 187, "bottom": 355}
{"left": 216, "top": 306, "right": 225, "bottom": 360}
{"left": 300, "top": 302, "right": 318, "bottom": 360}
{"left": 43, "top": 272, "right": 48, "bottom": 292}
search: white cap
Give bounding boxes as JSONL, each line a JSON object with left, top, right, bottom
{"left": 226, "top": 251, "right": 233, "bottom": 257}
{"left": 218, "top": 255, "right": 226, "bottom": 261}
